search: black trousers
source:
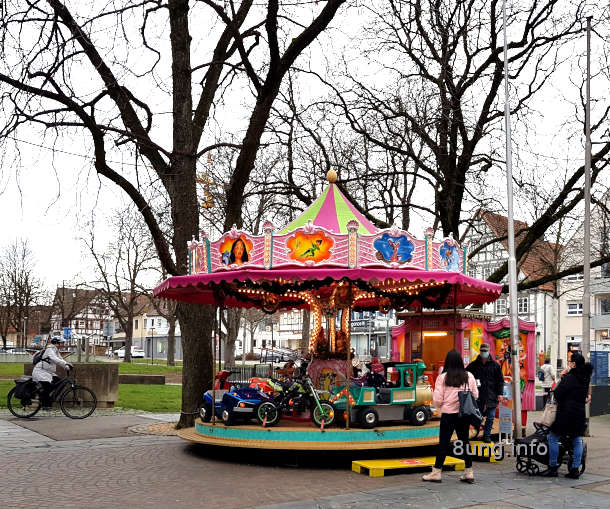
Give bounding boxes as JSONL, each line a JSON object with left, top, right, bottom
{"left": 434, "top": 412, "right": 472, "bottom": 469}
{"left": 39, "top": 376, "right": 61, "bottom": 406}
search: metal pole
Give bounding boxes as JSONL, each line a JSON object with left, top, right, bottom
{"left": 367, "top": 312, "right": 372, "bottom": 358}
{"left": 212, "top": 307, "right": 218, "bottom": 425}
{"left": 502, "top": 0, "right": 522, "bottom": 439}
{"left": 346, "top": 304, "right": 352, "bottom": 429}
{"left": 583, "top": 15, "right": 593, "bottom": 436}
{"left": 582, "top": 16, "right": 592, "bottom": 362}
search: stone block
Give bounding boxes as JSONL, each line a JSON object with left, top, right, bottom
{"left": 25, "top": 363, "right": 118, "bottom": 408}
{"left": 118, "top": 374, "right": 165, "bottom": 385}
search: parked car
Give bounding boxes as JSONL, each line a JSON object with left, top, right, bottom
{"left": 114, "top": 346, "right": 145, "bottom": 358}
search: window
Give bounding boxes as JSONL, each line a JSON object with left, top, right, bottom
{"left": 78, "top": 320, "right": 85, "bottom": 329}
{"left": 135, "top": 319, "right": 139, "bottom": 330}
{"left": 567, "top": 302, "right": 583, "bottom": 316}
{"left": 93, "top": 321, "right": 100, "bottom": 330}
{"left": 601, "top": 299, "right": 610, "bottom": 315}
{"left": 518, "top": 297, "right": 529, "bottom": 314}
{"left": 157, "top": 318, "right": 161, "bottom": 327}
{"left": 566, "top": 273, "right": 584, "bottom": 281}
{"left": 495, "top": 299, "right": 507, "bottom": 315}
{"left": 482, "top": 266, "right": 494, "bottom": 280}
{"left": 144, "top": 318, "right": 147, "bottom": 328}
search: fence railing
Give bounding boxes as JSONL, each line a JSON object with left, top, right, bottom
{"left": 224, "top": 364, "right": 284, "bottom": 383}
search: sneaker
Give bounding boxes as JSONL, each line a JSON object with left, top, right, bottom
{"left": 565, "top": 468, "right": 580, "bottom": 479}
{"left": 541, "top": 465, "right": 559, "bottom": 477}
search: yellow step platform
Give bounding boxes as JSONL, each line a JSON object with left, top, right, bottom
{"left": 469, "top": 440, "right": 504, "bottom": 462}
{"left": 352, "top": 456, "right": 465, "bottom": 478}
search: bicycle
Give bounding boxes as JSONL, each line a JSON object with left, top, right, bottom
{"left": 7, "top": 368, "right": 97, "bottom": 419}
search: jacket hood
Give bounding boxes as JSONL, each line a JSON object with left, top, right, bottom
{"left": 569, "top": 363, "right": 593, "bottom": 385}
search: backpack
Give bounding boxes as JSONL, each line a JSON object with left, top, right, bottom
{"left": 32, "top": 349, "right": 48, "bottom": 366}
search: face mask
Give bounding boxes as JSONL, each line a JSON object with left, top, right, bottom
{"left": 480, "top": 352, "right": 489, "bottom": 359}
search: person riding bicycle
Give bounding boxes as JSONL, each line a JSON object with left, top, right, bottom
{"left": 32, "top": 337, "right": 73, "bottom": 409}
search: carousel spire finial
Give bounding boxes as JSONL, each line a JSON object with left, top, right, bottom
{"left": 326, "top": 169, "right": 338, "bottom": 183}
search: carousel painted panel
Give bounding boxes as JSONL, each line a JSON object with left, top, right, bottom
{"left": 209, "top": 230, "right": 264, "bottom": 272}
{"left": 432, "top": 238, "right": 463, "bottom": 273}
{"left": 358, "top": 229, "right": 426, "bottom": 270}
{"left": 271, "top": 227, "right": 350, "bottom": 268}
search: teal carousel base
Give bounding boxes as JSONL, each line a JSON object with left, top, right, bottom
{"left": 177, "top": 418, "right": 453, "bottom": 451}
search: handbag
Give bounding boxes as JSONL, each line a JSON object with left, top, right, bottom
{"left": 540, "top": 391, "right": 557, "bottom": 427}
{"left": 458, "top": 384, "right": 483, "bottom": 428}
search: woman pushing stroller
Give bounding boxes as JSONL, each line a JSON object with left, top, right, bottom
{"left": 542, "top": 352, "right": 593, "bottom": 479}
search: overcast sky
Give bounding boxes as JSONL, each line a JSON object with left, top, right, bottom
{"left": 0, "top": 2, "right": 607, "bottom": 294}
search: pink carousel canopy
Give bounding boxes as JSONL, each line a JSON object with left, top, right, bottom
{"left": 153, "top": 171, "right": 502, "bottom": 313}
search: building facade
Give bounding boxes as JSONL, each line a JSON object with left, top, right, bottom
{"left": 558, "top": 195, "right": 610, "bottom": 370}
{"left": 49, "top": 287, "right": 111, "bottom": 347}
{"left": 464, "top": 210, "right": 557, "bottom": 362}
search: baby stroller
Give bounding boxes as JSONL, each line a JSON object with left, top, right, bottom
{"left": 515, "top": 422, "right": 587, "bottom": 476}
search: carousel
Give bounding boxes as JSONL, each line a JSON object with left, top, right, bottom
{"left": 154, "top": 171, "right": 503, "bottom": 450}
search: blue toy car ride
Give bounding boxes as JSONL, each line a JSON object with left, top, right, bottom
{"left": 199, "top": 385, "right": 272, "bottom": 426}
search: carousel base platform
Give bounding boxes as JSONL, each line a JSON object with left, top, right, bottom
{"left": 177, "top": 419, "right": 495, "bottom": 451}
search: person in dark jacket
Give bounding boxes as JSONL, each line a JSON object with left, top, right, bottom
{"left": 466, "top": 343, "right": 504, "bottom": 442}
{"left": 542, "top": 352, "right": 593, "bottom": 479}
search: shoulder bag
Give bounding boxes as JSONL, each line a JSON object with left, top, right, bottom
{"left": 540, "top": 391, "right": 557, "bottom": 427}
{"left": 458, "top": 382, "right": 483, "bottom": 428}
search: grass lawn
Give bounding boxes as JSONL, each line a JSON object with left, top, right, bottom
{"left": 131, "top": 358, "right": 183, "bottom": 367}
{"left": 0, "top": 363, "right": 24, "bottom": 377}
{"left": 117, "top": 384, "right": 181, "bottom": 413}
{"left": 0, "top": 380, "right": 12, "bottom": 406}
{"left": 0, "top": 380, "right": 182, "bottom": 412}
{"left": 116, "top": 363, "right": 182, "bottom": 375}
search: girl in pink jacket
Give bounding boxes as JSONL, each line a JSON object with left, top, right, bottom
{"left": 423, "top": 349, "right": 479, "bottom": 483}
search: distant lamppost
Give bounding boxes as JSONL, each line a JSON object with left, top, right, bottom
{"left": 150, "top": 326, "right": 155, "bottom": 365}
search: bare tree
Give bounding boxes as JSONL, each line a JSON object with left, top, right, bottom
{"left": 85, "top": 207, "right": 156, "bottom": 362}
{"left": 330, "top": 0, "right": 591, "bottom": 239}
{"left": 0, "top": 240, "right": 46, "bottom": 348}
{"left": 0, "top": 0, "right": 346, "bottom": 426}
{"left": 147, "top": 294, "right": 179, "bottom": 366}
{"left": 242, "top": 308, "right": 266, "bottom": 356}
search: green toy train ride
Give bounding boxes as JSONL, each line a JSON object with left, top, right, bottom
{"left": 330, "top": 361, "right": 435, "bottom": 428}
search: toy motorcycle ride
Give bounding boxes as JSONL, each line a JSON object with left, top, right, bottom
{"left": 198, "top": 370, "right": 273, "bottom": 426}
{"left": 256, "top": 359, "right": 335, "bottom": 428}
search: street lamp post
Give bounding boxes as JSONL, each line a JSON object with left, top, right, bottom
{"left": 150, "top": 326, "right": 155, "bottom": 365}
{"left": 23, "top": 316, "right": 28, "bottom": 348}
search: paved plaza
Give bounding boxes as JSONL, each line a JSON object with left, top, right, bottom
{"left": 0, "top": 412, "right": 608, "bottom": 509}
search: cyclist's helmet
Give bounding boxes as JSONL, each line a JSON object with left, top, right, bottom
{"left": 50, "top": 337, "right": 65, "bottom": 345}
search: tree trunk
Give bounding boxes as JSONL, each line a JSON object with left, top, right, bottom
{"left": 177, "top": 303, "right": 214, "bottom": 428}
{"left": 124, "top": 320, "right": 133, "bottom": 363}
{"left": 1, "top": 335, "right": 6, "bottom": 349}
{"left": 249, "top": 327, "right": 255, "bottom": 355}
{"left": 223, "top": 308, "right": 241, "bottom": 367}
{"left": 167, "top": 317, "right": 176, "bottom": 366}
